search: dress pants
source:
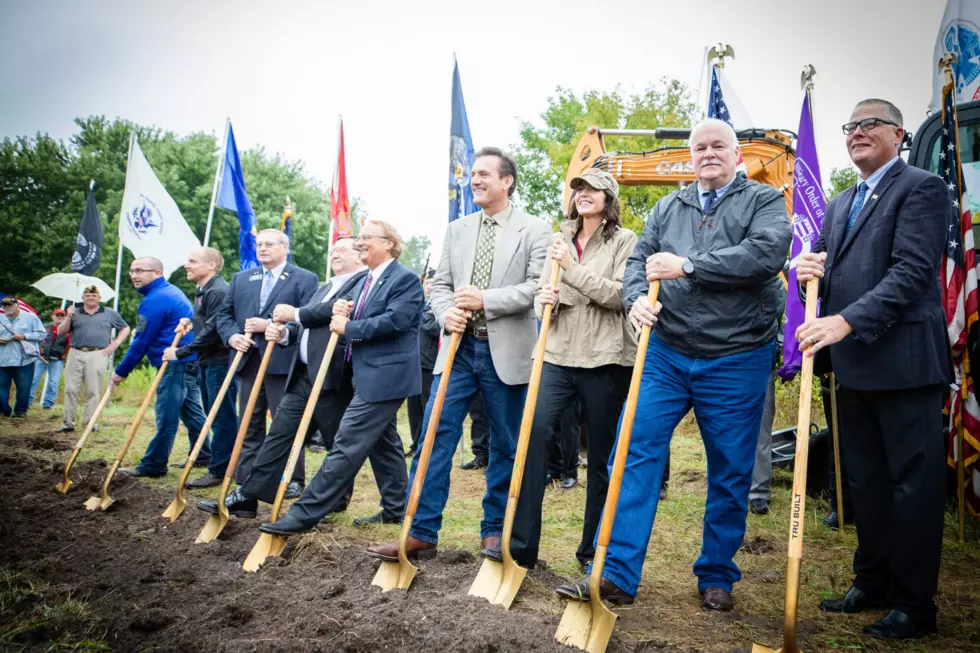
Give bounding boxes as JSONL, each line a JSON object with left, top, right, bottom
{"left": 837, "top": 383, "right": 946, "bottom": 621}
{"left": 547, "top": 398, "right": 581, "bottom": 481}
{"left": 62, "top": 349, "right": 107, "bottom": 429}
{"left": 241, "top": 367, "right": 355, "bottom": 511}
{"left": 511, "top": 363, "right": 630, "bottom": 567}
{"left": 286, "top": 391, "right": 408, "bottom": 525}
{"left": 234, "top": 356, "right": 295, "bottom": 485}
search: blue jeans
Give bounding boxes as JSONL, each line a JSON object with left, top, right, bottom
{"left": 30, "top": 358, "right": 64, "bottom": 408}
{"left": 0, "top": 363, "right": 34, "bottom": 416}
{"left": 137, "top": 362, "right": 210, "bottom": 476}
{"left": 596, "top": 334, "right": 775, "bottom": 596}
{"left": 200, "top": 362, "right": 238, "bottom": 477}
{"left": 408, "top": 336, "right": 527, "bottom": 544}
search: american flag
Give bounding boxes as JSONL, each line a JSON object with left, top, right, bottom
{"left": 706, "top": 66, "right": 746, "bottom": 170}
{"left": 940, "top": 78, "right": 980, "bottom": 515}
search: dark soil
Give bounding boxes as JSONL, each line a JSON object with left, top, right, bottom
{"left": 0, "top": 431, "right": 637, "bottom": 653}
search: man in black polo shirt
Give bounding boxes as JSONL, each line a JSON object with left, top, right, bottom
{"left": 163, "top": 247, "right": 234, "bottom": 488}
{"left": 56, "top": 286, "right": 129, "bottom": 433}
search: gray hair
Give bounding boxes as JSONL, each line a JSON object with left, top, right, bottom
{"left": 256, "top": 228, "right": 290, "bottom": 248}
{"left": 853, "top": 98, "right": 904, "bottom": 127}
{"left": 689, "top": 118, "right": 739, "bottom": 153}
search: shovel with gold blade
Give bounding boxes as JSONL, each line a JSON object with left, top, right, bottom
{"left": 242, "top": 323, "right": 340, "bottom": 572}
{"left": 196, "top": 332, "right": 275, "bottom": 543}
{"left": 373, "top": 329, "right": 463, "bottom": 592}
{"left": 751, "top": 278, "right": 819, "bottom": 653}
{"left": 56, "top": 383, "right": 114, "bottom": 494}
{"left": 468, "top": 259, "right": 560, "bottom": 608}
{"left": 556, "top": 280, "right": 659, "bottom": 653}
{"left": 161, "top": 331, "right": 250, "bottom": 522}
{"left": 84, "top": 326, "right": 188, "bottom": 511}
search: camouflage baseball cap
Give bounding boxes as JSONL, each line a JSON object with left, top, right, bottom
{"left": 570, "top": 168, "right": 619, "bottom": 196}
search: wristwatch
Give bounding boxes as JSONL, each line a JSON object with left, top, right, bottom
{"left": 682, "top": 258, "right": 695, "bottom": 277}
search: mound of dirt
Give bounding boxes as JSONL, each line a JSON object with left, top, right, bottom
{"left": 0, "top": 439, "right": 601, "bottom": 653}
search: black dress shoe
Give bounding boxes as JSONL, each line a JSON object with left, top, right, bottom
{"left": 170, "top": 458, "right": 209, "bottom": 469}
{"left": 185, "top": 473, "right": 222, "bottom": 489}
{"left": 555, "top": 576, "right": 634, "bottom": 605}
{"left": 460, "top": 458, "right": 488, "bottom": 471}
{"left": 749, "top": 498, "right": 770, "bottom": 515}
{"left": 479, "top": 546, "right": 503, "bottom": 562}
{"left": 11, "top": 412, "right": 26, "bottom": 418}
{"left": 55, "top": 426, "right": 74, "bottom": 433}
{"left": 863, "top": 610, "right": 937, "bottom": 639}
{"left": 701, "top": 587, "right": 734, "bottom": 611}
{"left": 259, "top": 514, "right": 314, "bottom": 536}
{"left": 196, "top": 488, "right": 257, "bottom": 518}
{"left": 561, "top": 476, "right": 578, "bottom": 490}
{"left": 284, "top": 481, "right": 304, "bottom": 499}
{"left": 820, "top": 585, "right": 886, "bottom": 613}
{"left": 118, "top": 467, "right": 166, "bottom": 479}
{"left": 352, "top": 511, "right": 402, "bottom": 527}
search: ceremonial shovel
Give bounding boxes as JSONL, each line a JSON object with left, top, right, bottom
{"left": 196, "top": 333, "right": 275, "bottom": 543}
{"left": 56, "top": 383, "right": 113, "bottom": 493}
{"left": 242, "top": 324, "right": 342, "bottom": 572}
{"left": 469, "top": 259, "right": 560, "bottom": 608}
{"left": 556, "top": 281, "right": 659, "bottom": 653}
{"left": 161, "top": 335, "right": 251, "bottom": 522}
{"left": 373, "top": 329, "right": 463, "bottom": 592}
{"left": 752, "top": 278, "right": 818, "bottom": 653}
{"left": 84, "top": 327, "right": 188, "bottom": 511}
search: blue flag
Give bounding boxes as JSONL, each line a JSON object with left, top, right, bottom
{"left": 216, "top": 123, "right": 259, "bottom": 270}
{"left": 449, "top": 59, "right": 476, "bottom": 223}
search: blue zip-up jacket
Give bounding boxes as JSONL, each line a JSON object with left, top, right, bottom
{"left": 115, "top": 276, "right": 195, "bottom": 378}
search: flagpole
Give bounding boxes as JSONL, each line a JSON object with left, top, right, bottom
{"left": 113, "top": 131, "right": 135, "bottom": 314}
{"left": 203, "top": 117, "right": 230, "bottom": 247}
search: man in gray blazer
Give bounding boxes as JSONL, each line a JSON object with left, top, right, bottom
{"left": 367, "top": 147, "right": 551, "bottom": 563}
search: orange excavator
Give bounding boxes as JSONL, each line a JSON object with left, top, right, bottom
{"left": 563, "top": 126, "right": 797, "bottom": 215}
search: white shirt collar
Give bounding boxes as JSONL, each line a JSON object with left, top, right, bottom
{"left": 262, "top": 261, "right": 288, "bottom": 280}
{"left": 369, "top": 258, "right": 395, "bottom": 282}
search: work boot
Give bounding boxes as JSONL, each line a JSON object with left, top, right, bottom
{"left": 478, "top": 535, "right": 502, "bottom": 561}
{"left": 196, "top": 488, "right": 258, "bottom": 518}
{"left": 365, "top": 537, "right": 437, "bottom": 562}
{"left": 555, "top": 576, "right": 634, "bottom": 605}
{"left": 701, "top": 587, "right": 734, "bottom": 611}
{"left": 749, "top": 498, "right": 770, "bottom": 515}
{"left": 460, "top": 457, "right": 487, "bottom": 471}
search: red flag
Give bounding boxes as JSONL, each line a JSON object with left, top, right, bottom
{"left": 330, "top": 121, "right": 354, "bottom": 244}
{"left": 940, "top": 78, "right": 980, "bottom": 515}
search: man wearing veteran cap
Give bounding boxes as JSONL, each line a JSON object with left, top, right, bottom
{"left": 556, "top": 119, "right": 791, "bottom": 610}
{"left": 497, "top": 168, "right": 637, "bottom": 570}
{"left": 57, "top": 285, "right": 130, "bottom": 432}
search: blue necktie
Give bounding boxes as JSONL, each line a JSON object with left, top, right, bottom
{"left": 259, "top": 270, "right": 275, "bottom": 310}
{"left": 702, "top": 189, "right": 717, "bottom": 215}
{"left": 844, "top": 182, "right": 869, "bottom": 238}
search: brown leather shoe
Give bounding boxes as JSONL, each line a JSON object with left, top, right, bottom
{"left": 701, "top": 587, "right": 734, "bottom": 611}
{"left": 365, "top": 536, "right": 437, "bottom": 563}
{"left": 555, "top": 576, "right": 634, "bottom": 606}
{"left": 481, "top": 535, "right": 501, "bottom": 550}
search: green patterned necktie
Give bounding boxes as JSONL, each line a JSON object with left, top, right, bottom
{"left": 469, "top": 214, "right": 498, "bottom": 327}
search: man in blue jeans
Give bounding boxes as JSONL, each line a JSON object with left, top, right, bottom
{"left": 111, "top": 256, "right": 210, "bottom": 478}
{"left": 163, "top": 247, "right": 236, "bottom": 489}
{"left": 0, "top": 297, "right": 46, "bottom": 418}
{"left": 366, "top": 147, "right": 551, "bottom": 561}
{"left": 29, "top": 308, "right": 70, "bottom": 409}
{"left": 556, "top": 119, "right": 791, "bottom": 611}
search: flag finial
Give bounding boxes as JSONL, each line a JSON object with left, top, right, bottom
{"left": 940, "top": 51, "right": 958, "bottom": 85}
{"left": 800, "top": 65, "right": 816, "bottom": 92}
{"left": 707, "top": 43, "right": 735, "bottom": 68}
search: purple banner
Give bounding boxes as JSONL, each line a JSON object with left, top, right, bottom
{"left": 779, "top": 92, "right": 826, "bottom": 381}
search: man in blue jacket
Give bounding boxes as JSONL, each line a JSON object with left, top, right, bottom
{"left": 111, "top": 256, "right": 210, "bottom": 477}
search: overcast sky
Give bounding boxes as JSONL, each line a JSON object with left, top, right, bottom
{"left": 0, "top": 0, "right": 948, "bottom": 264}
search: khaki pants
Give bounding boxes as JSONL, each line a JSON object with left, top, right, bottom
{"left": 62, "top": 349, "right": 108, "bottom": 429}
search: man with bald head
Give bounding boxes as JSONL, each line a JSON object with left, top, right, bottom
{"left": 112, "top": 256, "right": 209, "bottom": 478}
{"left": 162, "top": 247, "right": 235, "bottom": 488}
{"left": 557, "top": 119, "right": 791, "bottom": 611}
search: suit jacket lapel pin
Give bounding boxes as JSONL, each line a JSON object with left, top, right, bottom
{"left": 249, "top": 272, "right": 262, "bottom": 281}
{"left": 280, "top": 271, "right": 290, "bottom": 281}
{"left": 871, "top": 194, "right": 879, "bottom": 201}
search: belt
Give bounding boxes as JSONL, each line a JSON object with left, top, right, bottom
{"left": 73, "top": 346, "right": 100, "bottom": 352}
{"left": 464, "top": 325, "right": 489, "bottom": 339}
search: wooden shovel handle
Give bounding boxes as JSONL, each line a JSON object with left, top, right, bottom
{"left": 218, "top": 334, "right": 269, "bottom": 487}
{"left": 405, "top": 330, "right": 463, "bottom": 518}
{"left": 71, "top": 383, "right": 114, "bottom": 452}
{"left": 595, "top": 281, "right": 660, "bottom": 548}
{"left": 508, "top": 258, "right": 561, "bottom": 496}
{"left": 111, "top": 327, "right": 189, "bottom": 464}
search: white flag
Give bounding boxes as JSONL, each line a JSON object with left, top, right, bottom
{"left": 119, "top": 136, "right": 201, "bottom": 278}
{"left": 930, "top": 0, "right": 980, "bottom": 111}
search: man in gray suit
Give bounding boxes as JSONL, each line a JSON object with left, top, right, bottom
{"left": 367, "top": 146, "right": 551, "bottom": 562}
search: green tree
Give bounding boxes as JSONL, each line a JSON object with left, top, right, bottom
{"left": 826, "top": 166, "right": 858, "bottom": 200}
{"left": 513, "top": 79, "right": 698, "bottom": 234}
{"left": 400, "top": 235, "right": 432, "bottom": 275}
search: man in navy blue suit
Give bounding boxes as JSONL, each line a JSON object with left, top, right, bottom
{"left": 216, "top": 229, "right": 318, "bottom": 494}
{"left": 258, "top": 220, "right": 423, "bottom": 535}
{"left": 796, "top": 98, "right": 953, "bottom": 640}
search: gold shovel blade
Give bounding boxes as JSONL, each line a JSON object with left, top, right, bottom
{"left": 751, "top": 645, "right": 793, "bottom": 653}
{"left": 99, "top": 496, "right": 115, "bottom": 511}
{"left": 468, "top": 558, "right": 527, "bottom": 610}
{"left": 242, "top": 533, "right": 278, "bottom": 572}
{"left": 160, "top": 497, "right": 186, "bottom": 522}
{"left": 196, "top": 512, "right": 227, "bottom": 544}
{"left": 555, "top": 599, "right": 617, "bottom": 653}
{"left": 82, "top": 495, "right": 103, "bottom": 511}
{"left": 372, "top": 559, "right": 417, "bottom": 592}
{"left": 55, "top": 479, "right": 73, "bottom": 494}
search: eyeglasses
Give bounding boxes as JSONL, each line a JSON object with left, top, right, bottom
{"left": 356, "top": 235, "right": 390, "bottom": 243}
{"left": 841, "top": 117, "right": 899, "bottom": 135}
{"left": 130, "top": 268, "right": 156, "bottom": 275}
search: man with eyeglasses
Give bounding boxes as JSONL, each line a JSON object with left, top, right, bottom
{"left": 796, "top": 98, "right": 952, "bottom": 640}
{"left": 217, "top": 229, "right": 318, "bottom": 495}
{"left": 111, "top": 257, "right": 210, "bottom": 477}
